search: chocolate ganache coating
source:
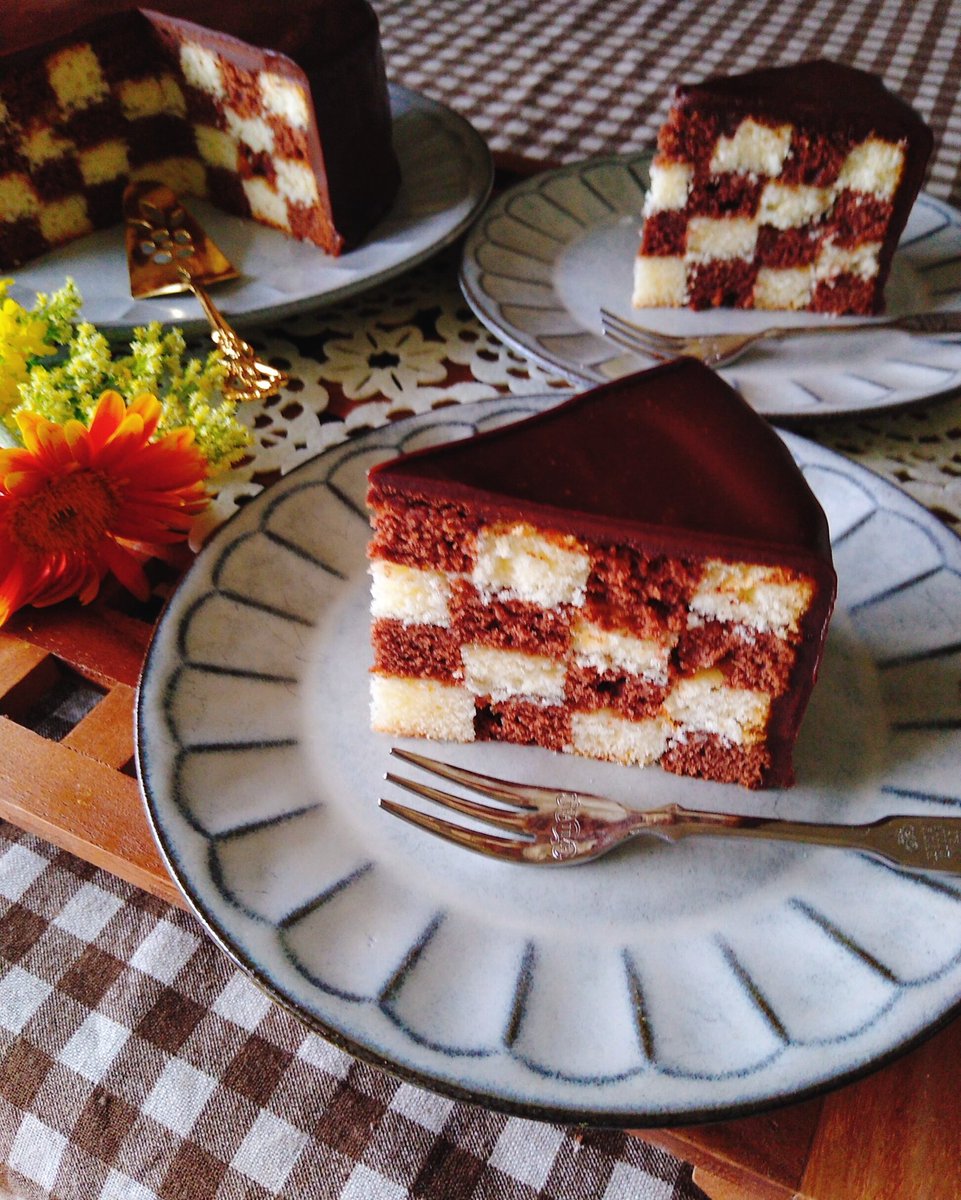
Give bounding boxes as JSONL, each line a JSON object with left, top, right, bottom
{"left": 370, "top": 358, "right": 834, "bottom": 573}
{"left": 675, "top": 59, "right": 932, "bottom": 147}
{"left": 2, "top": 0, "right": 377, "bottom": 61}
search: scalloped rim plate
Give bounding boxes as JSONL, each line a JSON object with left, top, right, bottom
{"left": 137, "top": 397, "right": 961, "bottom": 1126}
{"left": 9, "top": 85, "right": 492, "bottom": 337}
{"left": 459, "top": 153, "right": 961, "bottom": 419}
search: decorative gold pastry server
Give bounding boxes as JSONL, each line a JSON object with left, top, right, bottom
{"left": 123, "top": 180, "right": 287, "bottom": 402}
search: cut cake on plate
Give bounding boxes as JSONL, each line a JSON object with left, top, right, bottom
{"left": 633, "top": 60, "right": 932, "bottom": 314}
{"left": 0, "top": 0, "right": 400, "bottom": 268}
{"left": 367, "top": 359, "right": 837, "bottom": 789}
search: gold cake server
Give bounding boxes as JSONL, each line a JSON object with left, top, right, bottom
{"left": 123, "top": 180, "right": 288, "bottom": 402}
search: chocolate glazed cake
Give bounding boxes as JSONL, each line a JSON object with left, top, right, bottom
{"left": 634, "top": 60, "right": 932, "bottom": 314}
{"left": 0, "top": 0, "right": 400, "bottom": 267}
{"left": 367, "top": 360, "right": 837, "bottom": 790}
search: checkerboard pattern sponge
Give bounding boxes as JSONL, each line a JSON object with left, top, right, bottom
{"left": 633, "top": 64, "right": 932, "bottom": 315}
{"left": 0, "top": 9, "right": 388, "bottom": 268}
{"left": 369, "top": 510, "right": 816, "bottom": 788}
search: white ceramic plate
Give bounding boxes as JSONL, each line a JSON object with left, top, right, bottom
{"left": 137, "top": 397, "right": 961, "bottom": 1126}
{"left": 9, "top": 85, "right": 492, "bottom": 336}
{"left": 459, "top": 154, "right": 961, "bottom": 418}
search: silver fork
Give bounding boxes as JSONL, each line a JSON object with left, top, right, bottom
{"left": 381, "top": 748, "right": 961, "bottom": 873}
{"left": 599, "top": 308, "right": 961, "bottom": 368}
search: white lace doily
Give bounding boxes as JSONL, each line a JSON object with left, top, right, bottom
{"left": 198, "top": 248, "right": 571, "bottom": 534}
{"left": 802, "top": 401, "right": 961, "bottom": 531}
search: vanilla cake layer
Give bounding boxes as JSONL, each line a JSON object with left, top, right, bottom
{"left": 369, "top": 513, "right": 817, "bottom": 789}
{"left": 633, "top": 65, "right": 931, "bottom": 315}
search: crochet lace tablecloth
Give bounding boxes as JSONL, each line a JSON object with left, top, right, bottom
{"left": 3, "top": 2, "right": 961, "bottom": 1199}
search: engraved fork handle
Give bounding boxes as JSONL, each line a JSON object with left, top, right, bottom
{"left": 751, "top": 311, "right": 961, "bottom": 347}
{"left": 644, "top": 806, "right": 961, "bottom": 874}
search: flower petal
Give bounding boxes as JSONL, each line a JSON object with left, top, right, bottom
{"left": 0, "top": 545, "right": 38, "bottom": 626}
{"left": 127, "top": 393, "right": 163, "bottom": 439}
{"left": 2, "top": 389, "right": 210, "bottom": 620}
{"left": 99, "top": 538, "right": 151, "bottom": 601}
{"left": 87, "top": 390, "right": 126, "bottom": 449}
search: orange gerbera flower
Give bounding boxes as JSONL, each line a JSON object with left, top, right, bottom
{"left": 0, "top": 390, "right": 209, "bottom": 625}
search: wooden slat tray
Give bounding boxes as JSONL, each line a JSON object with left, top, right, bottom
{"left": 0, "top": 596, "right": 186, "bottom": 910}
{"left": 2, "top": 596, "right": 960, "bottom": 1199}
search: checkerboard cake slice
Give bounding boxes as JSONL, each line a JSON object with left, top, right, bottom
{"left": 0, "top": 0, "right": 400, "bottom": 268}
{"left": 634, "top": 60, "right": 932, "bottom": 315}
{"left": 367, "top": 360, "right": 836, "bottom": 789}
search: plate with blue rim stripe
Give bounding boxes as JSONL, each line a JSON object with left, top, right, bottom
{"left": 459, "top": 153, "right": 961, "bottom": 419}
{"left": 138, "top": 396, "right": 961, "bottom": 1125}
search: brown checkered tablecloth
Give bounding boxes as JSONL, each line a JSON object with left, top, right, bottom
{"left": 377, "top": 0, "right": 961, "bottom": 208}
{"left": 0, "top": 821, "right": 700, "bottom": 1200}
{"left": 3, "top": 2, "right": 961, "bottom": 1198}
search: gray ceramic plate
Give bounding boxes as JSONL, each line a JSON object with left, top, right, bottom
{"left": 459, "top": 154, "right": 961, "bottom": 418}
{"left": 10, "top": 85, "right": 492, "bottom": 336}
{"left": 137, "top": 397, "right": 961, "bottom": 1125}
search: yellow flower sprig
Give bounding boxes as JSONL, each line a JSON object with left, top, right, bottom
{"left": 0, "top": 280, "right": 56, "bottom": 422}
{"left": 0, "top": 278, "right": 250, "bottom": 472}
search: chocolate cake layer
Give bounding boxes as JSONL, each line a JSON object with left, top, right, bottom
{"left": 675, "top": 621, "right": 795, "bottom": 695}
{"left": 372, "top": 620, "right": 462, "bottom": 682}
{"left": 565, "top": 664, "right": 668, "bottom": 722}
{"left": 475, "top": 699, "right": 571, "bottom": 753}
{"left": 368, "top": 495, "right": 479, "bottom": 573}
{"left": 661, "top": 733, "right": 771, "bottom": 790}
{"left": 449, "top": 580, "right": 571, "bottom": 658}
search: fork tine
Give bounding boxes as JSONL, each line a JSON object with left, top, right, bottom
{"left": 598, "top": 326, "right": 667, "bottom": 361}
{"left": 390, "top": 747, "right": 581, "bottom": 809}
{"left": 599, "top": 308, "right": 683, "bottom": 353}
{"left": 600, "top": 307, "right": 662, "bottom": 337}
{"left": 379, "top": 798, "right": 531, "bottom": 861}
{"left": 600, "top": 312, "right": 664, "bottom": 348}
{"left": 599, "top": 307, "right": 673, "bottom": 333}
{"left": 384, "top": 771, "right": 532, "bottom": 833}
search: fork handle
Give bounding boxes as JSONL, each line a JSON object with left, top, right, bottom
{"left": 652, "top": 806, "right": 961, "bottom": 874}
{"left": 756, "top": 311, "right": 961, "bottom": 345}
{"left": 185, "top": 274, "right": 255, "bottom": 358}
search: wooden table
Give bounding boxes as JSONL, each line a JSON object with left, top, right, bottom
{"left": 3, "top": 597, "right": 959, "bottom": 1200}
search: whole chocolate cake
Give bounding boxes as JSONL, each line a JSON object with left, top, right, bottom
{"left": 0, "top": 0, "right": 400, "bottom": 267}
{"left": 367, "top": 359, "right": 837, "bottom": 789}
{"left": 633, "top": 60, "right": 932, "bottom": 314}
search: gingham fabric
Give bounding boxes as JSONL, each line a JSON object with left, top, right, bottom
{"left": 0, "top": 823, "right": 704, "bottom": 1200}
{"left": 3, "top": 1, "right": 961, "bottom": 1197}
{"left": 376, "top": 0, "right": 961, "bottom": 208}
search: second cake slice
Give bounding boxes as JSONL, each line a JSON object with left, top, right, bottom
{"left": 633, "top": 60, "right": 932, "bottom": 314}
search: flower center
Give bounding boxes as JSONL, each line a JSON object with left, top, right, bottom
{"left": 11, "top": 469, "right": 120, "bottom": 555}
